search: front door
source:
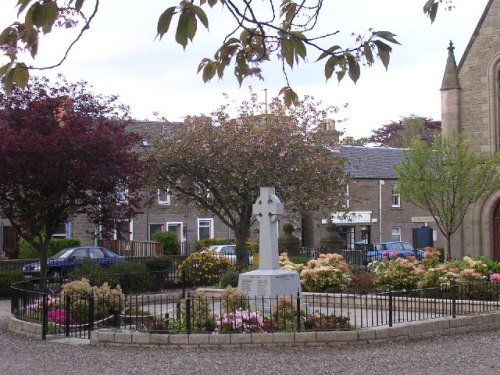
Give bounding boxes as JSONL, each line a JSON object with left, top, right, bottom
{"left": 494, "top": 202, "right": 500, "bottom": 261}
{"left": 166, "top": 222, "right": 185, "bottom": 254}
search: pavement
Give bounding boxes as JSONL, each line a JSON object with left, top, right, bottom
{"left": 0, "top": 299, "right": 10, "bottom": 320}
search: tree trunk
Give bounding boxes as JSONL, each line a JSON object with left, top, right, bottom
{"left": 34, "top": 237, "right": 52, "bottom": 293}
{"left": 446, "top": 235, "right": 452, "bottom": 262}
{"left": 234, "top": 224, "right": 251, "bottom": 269}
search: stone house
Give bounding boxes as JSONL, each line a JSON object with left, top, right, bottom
{"left": 0, "top": 121, "right": 447, "bottom": 257}
{"left": 440, "top": 0, "right": 500, "bottom": 260}
{"left": 303, "top": 145, "right": 446, "bottom": 250}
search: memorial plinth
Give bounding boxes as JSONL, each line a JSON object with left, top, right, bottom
{"left": 238, "top": 269, "right": 301, "bottom": 298}
{"left": 238, "top": 187, "right": 302, "bottom": 298}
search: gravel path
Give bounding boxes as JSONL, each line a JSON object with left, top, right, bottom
{"left": 1, "top": 316, "right": 499, "bottom": 375}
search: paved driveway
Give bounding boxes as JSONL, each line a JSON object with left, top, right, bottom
{"left": 1, "top": 297, "right": 499, "bottom": 375}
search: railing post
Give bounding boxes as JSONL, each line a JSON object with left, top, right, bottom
{"left": 113, "top": 309, "right": 121, "bottom": 328}
{"left": 388, "top": 291, "right": 393, "bottom": 327}
{"left": 451, "top": 284, "right": 457, "bottom": 318}
{"left": 42, "top": 290, "right": 48, "bottom": 340}
{"left": 185, "top": 296, "right": 191, "bottom": 334}
{"left": 296, "top": 292, "right": 301, "bottom": 332}
{"left": 182, "top": 270, "right": 186, "bottom": 298}
{"left": 65, "top": 294, "right": 71, "bottom": 337}
{"left": 88, "top": 291, "right": 94, "bottom": 332}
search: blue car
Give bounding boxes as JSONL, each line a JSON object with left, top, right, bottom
{"left": 365, "top": 241, "right": 425, "bottom": 264}
{"left": 22, "top": 246, "right": 124, "bottom": 281}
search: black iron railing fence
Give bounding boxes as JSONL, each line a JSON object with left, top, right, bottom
{"left": 10, "top": 277, "right": 500, "bottom": 340}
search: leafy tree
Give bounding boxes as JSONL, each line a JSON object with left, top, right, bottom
{"left": 369, "top": 116, "right": 441, "bottom": 148}
{"left": 0, "top": 75, "right": 144, "bottom": 288}
{"left": 4, "top": 0, "right": 451, "bottom": 103}
{"left": 395, "top": 133, "right": 500, "bottom": 261}
{"left": 147, "top": 92, "right": 348, "bottom": 266}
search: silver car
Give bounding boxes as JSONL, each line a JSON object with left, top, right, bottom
{"left": 207, "top": 245, "right": 254, "bottom": 266}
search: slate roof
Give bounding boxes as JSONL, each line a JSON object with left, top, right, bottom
{"left": 338, "top": 145, "right": 405, "bottom": 179}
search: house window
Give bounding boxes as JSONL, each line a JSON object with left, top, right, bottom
{"left": 391, "top": 227, "right": 401, "bottom": 241}
{"left": 149, "top": 224, "right": 164, "bottom": 241}
{"left": 391, "top": 185, "right": 400, "bottom": 207}
{"left": 198, "top": 218, "right": 214, "bottom": 241}
{"left": 115, "top": 221, "right": 133, "bottom": 241}
{"left": 52, "top": 222, "right": 71, "bottom": 239}
{"left": 158, "top": 189, "right": 171, "bottom": 205}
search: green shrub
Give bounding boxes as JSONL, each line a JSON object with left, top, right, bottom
{"left": 0, "top": 270, "right": 25, "bottom": 298}
{"left": 144, "top": 257, "right": 174, "bottom": 291}
{"left": 271, "top": 296, "right": 302, "bottom": 331}
{"left": 220, "top": 286, "right": 249, "bottom": 313}
{"left": 68, "top": 259, "right": 111, "bottom": 287}
{"left": 472, "top": 256, "right": 500, "bottom": 274}
{"left": 219, "top": 270, "right": 240, "bottom": 288}
{"left": 188, "top": 290, "right": 216, "bottom": 332}
{"left": 153, "top": 231, "right": 181, "bottom": 255}
{"left": 18, "top": 238, "right": 81, "bottom": 259}
{"left": 105, "top": 262, "right": 153, "bottom": 293}
{"left": 62, "top": 278, "right": 125, "bottom": 324}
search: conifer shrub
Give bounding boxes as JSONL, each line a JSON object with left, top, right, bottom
{"left": 219, "top": 270, "right": 240, "bottom": 288}
{"left": 153, "top": 231, "right": 181, "bottom": 255}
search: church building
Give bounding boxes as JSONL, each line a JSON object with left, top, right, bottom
{"left": 440, "top": 0, "right": 500, "bottom": 260}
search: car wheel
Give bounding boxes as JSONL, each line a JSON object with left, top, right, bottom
{"left": 48, "top": 269, "right": 62, "bottom": 283}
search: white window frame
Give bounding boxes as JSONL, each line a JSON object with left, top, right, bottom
{"left": 391, "top": 185, "right": 401, "bottom": 208}
{"left": 391, "top": 227, "right": 401, "bottom": 242}
{"left": 158, "top": 188, "right": 171, "bottom": 206}
{"left": 197, "top": 218, "right": 214, "bottom": 241}
{"left": 52, "top": 221, "right": 72, "bottom": 239}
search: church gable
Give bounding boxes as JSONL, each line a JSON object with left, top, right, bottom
{"left": 457, "top": 0, "right": 499, "bottom": 154}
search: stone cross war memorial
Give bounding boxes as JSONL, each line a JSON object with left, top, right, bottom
{"left": 238, "top": 187, "right": 302, "bottom": 298}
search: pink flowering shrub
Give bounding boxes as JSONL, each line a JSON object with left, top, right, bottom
{"left": 300, "top": 253, "right": 351, "bottom": 292}
{"left": 26, "top": 294, "right": 60, "bottom": 313}
{"left": 47, "top": 309, "right": 73, "bottom": 325}
{"left": 490, "top": 274, "right": 500, "bottom": 282}
{"left": 279, "top": 252, "right": 304, "bottom": 273}
{"left": 422, "top": 247, "right": 441, "bottom": 268}
{"left": 370, "top": 257, "right": 420, "bottom": 291}
{"left": 216, "top": 309, "right": 264, "bottom": 333}
{"left": 417, "top": 263, "right": 463, "bottom": 289}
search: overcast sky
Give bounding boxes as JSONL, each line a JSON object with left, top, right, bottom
{"left": 0, "top": 0, "right": 490, "bottom": 139}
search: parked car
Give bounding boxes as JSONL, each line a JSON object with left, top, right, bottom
{"left": 22, "top": 246, "right": 124, "bottom": 281}
{"left": 365, "top": 241, "right": 425, "bottom": 264}
{"left": 207, "top": 245, "right": 254, "bottom": 266}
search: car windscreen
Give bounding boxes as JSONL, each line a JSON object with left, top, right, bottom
{"left": 51, "top": 248, "right": 77, "bottom": 259}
